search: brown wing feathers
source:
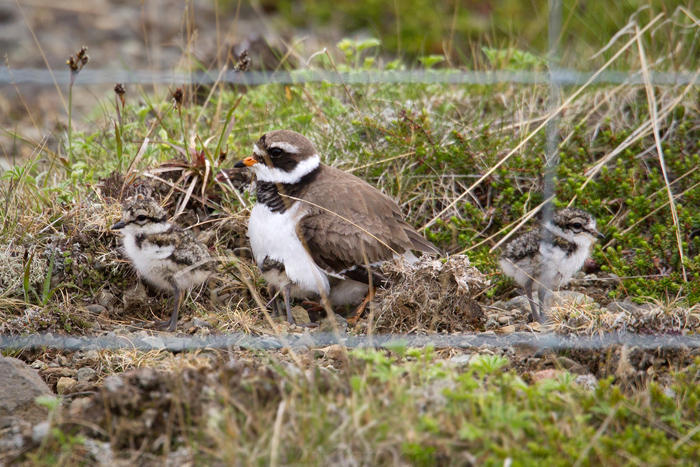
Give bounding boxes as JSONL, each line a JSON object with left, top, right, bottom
{"left": 298, "top": 165, "right": 437, "bottom": 280}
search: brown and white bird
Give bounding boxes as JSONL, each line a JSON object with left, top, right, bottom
{"left": 499, "top": 207, "right": 604, "bottom": 322}
{"left": 111, "top": 196, "right": 213, "bottom": 331}
{"left": 232, "top": 130, "right": 438, "bottom": 324}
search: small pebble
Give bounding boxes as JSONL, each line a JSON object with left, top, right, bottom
{"left": 86, "top": 304, "right": 106, "bottom": 314}
{"left": 32, "top": 422, "right": 50, "bottom": 443}
{"left": 449, "top": 354, "right": 472, "bottom": 366}
{"left": 56, "top": 377, "right": 77, "bottom": 395}
{"left": 76, "top": 367, "right": 97, "bottom": 382}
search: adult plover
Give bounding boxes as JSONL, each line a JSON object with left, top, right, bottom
{"left": 111, "top": 196, "right": 213, "bottom": 331}
{"left": 232, "top": 130, "right": 438, "bottom": 324}
{"left": 499, "top": 207, "right": 604, "bottom": 322}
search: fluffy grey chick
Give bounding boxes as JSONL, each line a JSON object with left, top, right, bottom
{"left": 111, "top": 196, "right": 213, "bottom": 331}
{"left": 500, "top": 207, "right": 604, "bottom": 322}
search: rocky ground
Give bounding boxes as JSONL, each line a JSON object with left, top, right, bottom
{"left": 2, "top": 250, "right": 698, "bottom": 463}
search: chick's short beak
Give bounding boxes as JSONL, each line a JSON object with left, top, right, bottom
{"left": 233, "top": 156, "right": 258, "bottom": 168}
{"left": 111, "top": 220, "right": 126, "bottom": 230}
{"left": 595, "top": 230, "right": 605, "bottom": 240}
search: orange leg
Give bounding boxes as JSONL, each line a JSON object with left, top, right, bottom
{"left": 346, "top": 285, "right": 375, "bottom": 326}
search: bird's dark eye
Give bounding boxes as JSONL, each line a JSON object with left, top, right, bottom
{"left": 572, "top": 222, "right": 583, "bottom": 230}
{"left": 268, "top": 147, "right": 284, "bottom": 157}
{"left": 136, "top": 214, "right": 147, "bottom": 222}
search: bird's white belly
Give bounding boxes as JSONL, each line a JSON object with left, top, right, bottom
{"left": 122, "top": 235, "right": 175, "bottom": 291}
{"left": 249, "top": 203, "right": 330, "bottom": 295}
{"left": 539, "top": 241, "right": 590, "bottom": 288}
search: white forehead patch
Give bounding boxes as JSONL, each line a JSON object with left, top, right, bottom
{"left": 268, "top": 142, "right": 300, "bottom": 154}
{"left": 253, "top": 144, "right": 264, "bottom": 156}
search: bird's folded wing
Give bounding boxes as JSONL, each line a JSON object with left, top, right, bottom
{"left": 297, "top": 165, "right": 437, "bottom": 277}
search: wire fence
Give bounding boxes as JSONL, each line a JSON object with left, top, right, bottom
{"left": 2, "top": 68, "right": 699, "bottom": 87}
{"left": 2, "top": 332, "right": 699, "bottom": 352}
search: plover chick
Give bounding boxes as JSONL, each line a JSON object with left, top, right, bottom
{"left": 111, "top": 196, "right": 213, "bottom": 332}
{"left": 499, "top": 207, "right": 604, "bottom": 322}
{"left": 230, "top": 130, "right": 438, "bottom": 325}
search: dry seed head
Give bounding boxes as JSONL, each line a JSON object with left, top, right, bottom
{"left": 234, "top": 50, "right": 250, "bottom": 72}
{"left": 114, "top": 83, "right": 126, "bottom": 106}
{"left": 172, "top": 87, "right": 184, "bottom": 109}
{"left": 67, "top": 46, "right": 90, "bottom": 76}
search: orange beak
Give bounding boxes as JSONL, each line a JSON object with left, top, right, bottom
{"left": 233, "top": 156, "right": 258, "bottom": 168}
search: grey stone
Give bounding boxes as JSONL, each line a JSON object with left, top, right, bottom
{"left": 0, "top": 357, "right": 52, "bottom": 425}
{"left": 96, "top": 290, "right": 116, "bottom": 309}
{"left": 123, "top": 282, "right": 147, "bottom": 309}
{"left": 449, "top": 355, "right": 472, "bottom": 366}
{"left": 103, "top": 375, "right": 125, "bottom": 393}
{"left": 86, "top": 304, "right": 106, "bottom": 314}
{"left": 76, "top": 367, "right": 97, "bottom": 382}
{"left": 30, "top": 360, "right": 47, "bottom": 370}
{"left": 32, "top": 421, "right": 50, "bottom": 443}
{"left": 504, "top": 296, "right": 532, "bottom": 313}
{"left": 497, "top": 316, "right": 510, "bottom": 325}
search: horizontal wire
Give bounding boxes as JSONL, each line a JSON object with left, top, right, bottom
{"left": 2, "top": 69, "right": 699, "bottom": 86}
{"left": 1, "top": 332, "right": 698, "bottom": 352}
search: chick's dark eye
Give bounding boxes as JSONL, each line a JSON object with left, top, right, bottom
{"left": 136, "top": 214, "right": 147, "bottom": 222}
{"left": 572, "top": 222, "right": 583, "bottom": 229}
{"left": 268, "top": 147, "right": 284, "bottom": 157}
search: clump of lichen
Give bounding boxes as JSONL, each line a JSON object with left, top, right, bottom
{"left": 0, "top": 245, "right": 48, "bottom": 293}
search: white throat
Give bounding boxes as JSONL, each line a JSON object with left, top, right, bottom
{"left": 253, "top": 154, "right": 320, "bottom": 184}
